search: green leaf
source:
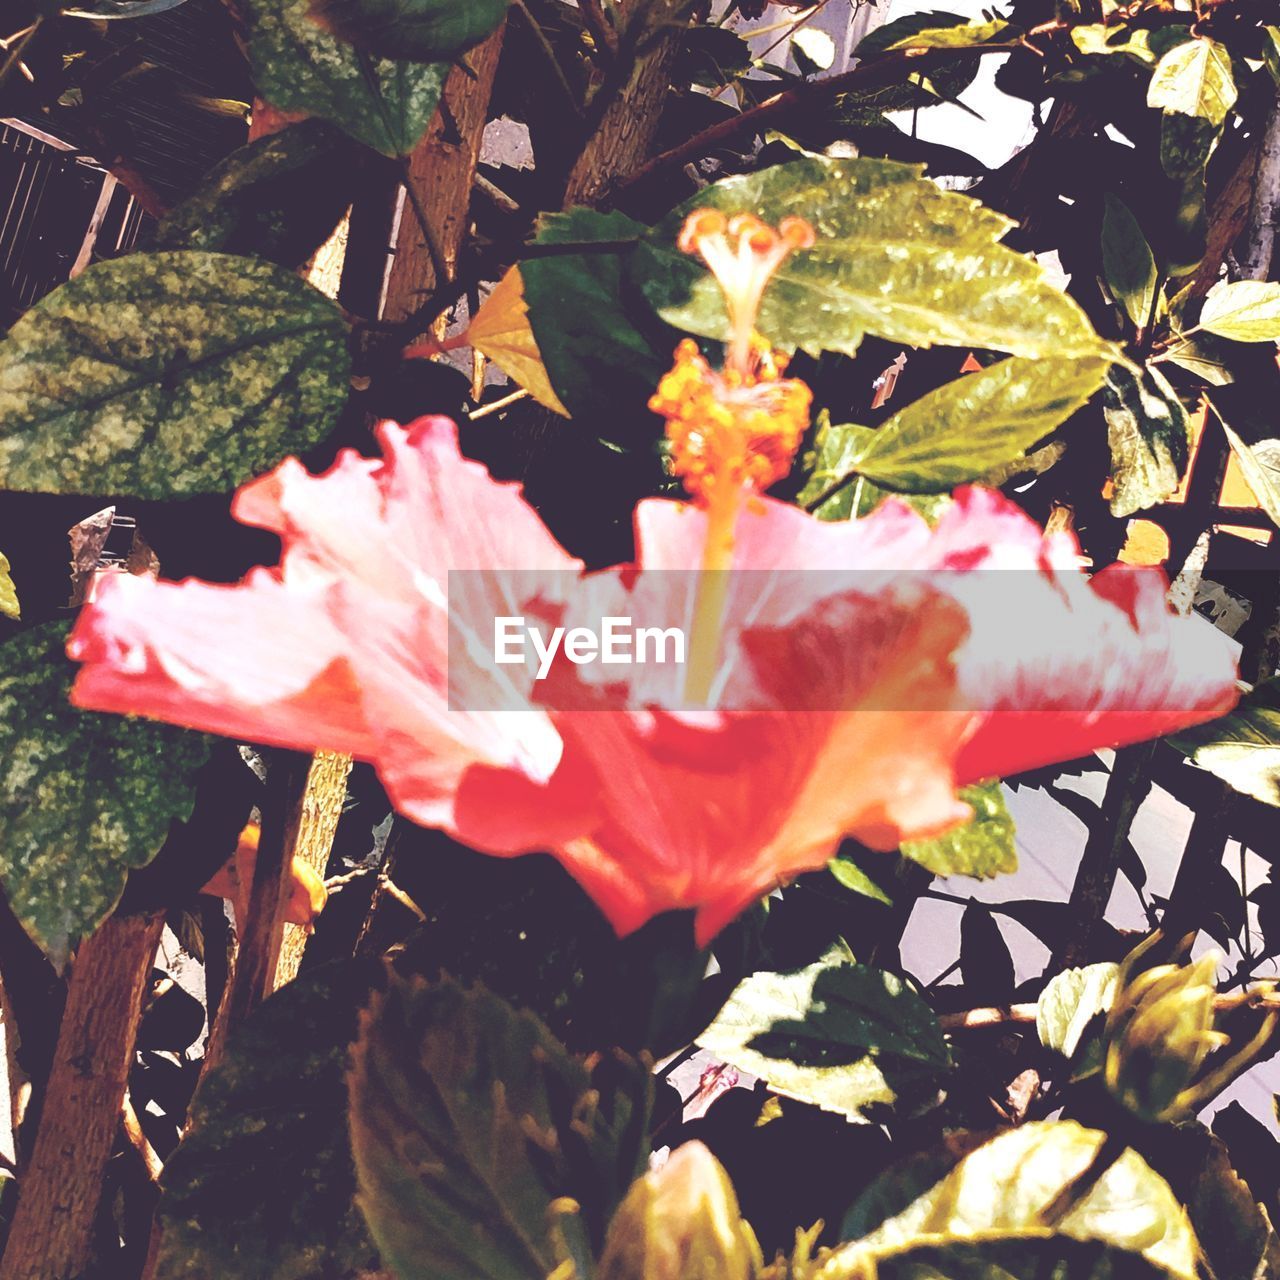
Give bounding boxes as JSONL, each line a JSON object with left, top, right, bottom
{"left": 1199, "top": 280, "right": 1280, "bottom": 342}
{"left": 829, "top": 355, "right": 1109, "bottom": 494}
{"left": 853, "top": 12, "right": 982, "bottom": 110}
{"left": 1170, "top": 679, "right": 1280, "bottom": 807}
{"left": 154, "top": 959, "right": 382, "bottom": 1280}
{"left": 0, "top": 251, "right": 350, "bottom": 499}
{"left": 829, "top": 855, "right": 893, "bottom": 905}
{"left": 1265, "top": 26, "right": 1280, "bottom": 87}
{"left": 1221, "top": 424, "right": 1280, "bottom": 527}
{"left": 695, "top": 957, "right": 950, "bottom": 1121}
{"left": 634, "top": 156, "right": 1109, "bottom": 361}
{"left": 0, "top": 552, "right": 17, "bottom": 620}
{"left": 1071, "top": 23, "right": 1158, "bottom": 65}
{"left": 1147, "top": 37, "right": 1236, "bottom": 126}
{"left": 0, "top": 623, "right": 211, "bottom": 964}
{"left": 901, "top": 781, "right": 1017, "bottom": 879}
{"left": 1161, "top": 332, "right": 1235, "bottom": 385}
{"left": 154, "top": 120, "right": 361, "bottom": 267}
{"left": 1104, "top": 363, "right": 1190, "bottom": 518}
{"left": 522, "top": 209, "right": 668, "bottom": 430}
{"left": 307, "top": 0, "right": 507, "bottom": 62}
{"left": 885, "top": 17, "right": 1009, "bottom": 49}
{"left": 1037, "top": 962, "right": 1120, "bottom": 1063}
{"left": 1101, "top": 194, "right": 1159, "bottom": 331}
{"left": 792, "top": 27, "right": 836, "bottom": 74}
{"left": 246, "top": 0, "right": 448, "bottom": 156}
{"left": 348, "top": 973, "right": 651, "bottom": 1280}
{"left": 824, "top": 1121, "right": 1199, "bottom": 1279}
{"left": 818, "top": 1238, "right": 1187, "bottom": 1279}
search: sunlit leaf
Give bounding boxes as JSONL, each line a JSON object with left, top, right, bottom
{"left": 821, "top": 355, "right": 1108, "bottom": 494}
{"left": 1170, "top": 680, "right": 1280, "bottom": 807}
{"left": 829, "top": 854, "right": 893, "bottom": 906}
{"left": 0, "top": 552, "right": 17, "bottom": 620}
{"left": 1221, "top": 423, "right": 1280, "bottom": 527}
{"left": 1104, "top": 363, "right": 1190, "bottom": 517}
{"left": 467, "top": 267, "right": 569, "bottom": 415}
{"left": 901, "top": 782, "right": 1017, "bottom": 879}
{"left": 1071, "top": 23, "right": 1157, "bottom": 65}
{"left": 635, "top": 156, "right": 1109, "bottom": 361}
{"left": 885, "top": 18, "right": 1009, "bottom": 49}
{"left": 0, "top": 623, "right": 211, "bottom": 964}
{"left": 246, "top": 0, "right": 448, "bottom": 156}
{"left": 1037, "top": 962, "right": 1120, "bottom": 1063}
{"left": 792, "top": 27, "right": 835, "bottom": 73}
{"left": 0, "top": 252, "right": 350, "bottom": 499}
{"left": 824, "top": 1121, "right": 1198, "bottom": 1279}
{"left": 1199, "top": 281, "right": 1280, "bottom": 343}
{"left": 1147, "top": 37, "right": 1236, "bottom": 126}
{"left": 695, "top": 957, "right": 950, "bottom": 1121}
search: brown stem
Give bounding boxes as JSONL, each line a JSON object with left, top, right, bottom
{"left": 0, "top": 911, "right": 164, "bottom": 1280}
{"left": 382, "top": 25, "right": 506, "bottom": 331}
{"left": 612, "top": 43, "right": 1017, "bottom": 202}
{"left": 1239, "top": 87, "right": 1280, "bottom": 283}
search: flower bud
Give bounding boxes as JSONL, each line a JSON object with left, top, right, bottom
{"left": 1104, "top": 951, "right": 1227, "bottom": 1122}
{"left": 597, "top": 1142, "right": 761, "bottom": 1280}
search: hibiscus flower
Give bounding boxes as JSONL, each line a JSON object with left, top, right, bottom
{"left": 68, "top": 213, "right": 1239, "bottom": 944}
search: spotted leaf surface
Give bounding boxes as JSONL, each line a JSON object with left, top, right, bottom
{"left": 0, "top": 251, "right": 350, "bottom": 499}
{"left": 247, "top": 0, "right": 448, "bottom": 156}
{"left": 0, "top": 623, "right": 211, "bottom": 964}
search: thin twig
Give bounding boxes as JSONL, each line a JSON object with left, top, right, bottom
{"left": 512, "top": 0, "right": 582, "bottom": 115}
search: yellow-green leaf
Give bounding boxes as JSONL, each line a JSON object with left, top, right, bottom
{"left": 1170, "top": 680, "right": 1280, "bottom": 807}
{"left": 1199, "top": 280, "right": 1280, "bottom": 343}
{"left": 901, "top": 781, "right": 1017, "bottom": 879}
{"left": 467, "top": 267, "right": 569, "bottom": 416}
{"left": 636, "top": 156, "right": 1109, "bottom": 361}
{"left": 1147, "top": 37, "right": 1236, "bottom": 126}
{"left": 1222, "top": 423, "right": 1280, "bottom": 527}
{"left": 0, "top": 552, "right": 17, "bottom": 620}
{"left": 822, "top": 1121, "right": 1198, "bottom": 1279}
{"left": 1037, "top": 962, "right": 1121, "bottom": 1061}
{"left": 833, "top": 354, "right": 1109, "bottom": 494}
{"left": 885, "top": 18, "right": 1009, "bottom": 49}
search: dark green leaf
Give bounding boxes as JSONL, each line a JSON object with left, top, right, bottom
{"left": 348, "top": 973, "right": 651, "bottom": 1280}
{"left": 1159, "top": 112, "right": 1220, "bottom": 275}
{"left": 958, "top": 902, "right": 1014, "bottom": 1000}
{"left": 0, "top": 623, "right": 211, "bottom": 964}
{"left": 154, "top": 960, "right": 382, "bottom": 1280}
{"left": 308, "top": 0, "right": 508, "bottom": 63}
{"left": 901, "top": 782, "right": 1017, "bottom": 879}
{"left": 246, "top": 0, "right": 448, "bottom": 156}
{"left": 695, "top": 957, "right": 950, "bottom": 1120}
{"left": 853, "top": 12, "right": 982, "bottom": 110}
{"left": 1169, "top": 680, "right": 1280, "bottom": 807}
{"left": 826, "top": 355, "right": 1108, "bottom": 494}
{"left": 62, "top": 0, "right": 189, "bottom": 16}
{"left": 1101, "top": 194, "right": 1158, "bottom": 330}
{"left": 155, "top": 120, "right": 362, "bottom": 268}
{"left": 635, "top": 156, "right": 1109, "bottom": 361}
{"left": 1147, "top": 37, "right": 1236, "bottom": 126}
{"left": 1104, "top": 363, "right": 1190, "bottom": 517}
{"left": 0, "top": 251, "right": 350, "bottom": 498}
{"left": 522, "top": 209, "right": 669, "bottom": 430}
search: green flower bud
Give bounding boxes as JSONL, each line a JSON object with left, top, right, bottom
{"left": 1104, "top": 951, "right": 1227, "bottom": 1122}
{"left": 597, "top": 1142, "right": 762, "bottom": 1280}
